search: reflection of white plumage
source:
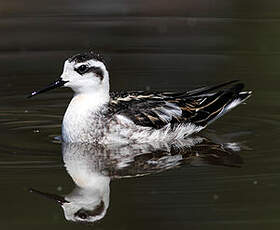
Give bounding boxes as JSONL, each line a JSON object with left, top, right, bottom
{"left": 61, "top": 143, "right": 110, "bottom": 222}
{"left": 28, "top": 51, "right": 252, "bottom": 144}
{"left": 29, "top": 136, "right": 243, "bottom": 223}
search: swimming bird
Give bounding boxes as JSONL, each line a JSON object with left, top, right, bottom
{"left": 28, "top": 51, "right": 252, "bottom": 144}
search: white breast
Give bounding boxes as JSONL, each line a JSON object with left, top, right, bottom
{"left": 62, "top": 94, "right": 203, "bottom": 144}
{"left": 62, "top": 93, "right": 109, "bottom": 143}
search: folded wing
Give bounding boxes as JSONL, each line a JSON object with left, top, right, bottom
{"left": 109, "top": 81, "right": 252, "bottom": 129}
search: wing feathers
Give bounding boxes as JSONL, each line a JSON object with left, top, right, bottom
{"left": 109, "top": 81, "right": 251, "bottom": 129}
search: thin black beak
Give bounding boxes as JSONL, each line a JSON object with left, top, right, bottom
{"left": 27, "top": 78, "right": 68, "bottom": 98}
{"left": 29, "top": 188, "right": 69, "bottom": 206}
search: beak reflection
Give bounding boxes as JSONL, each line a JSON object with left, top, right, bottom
{"left": 27, "top": 78, "right": 68, "bottom": 98}
{"left": 29, "top": 188, "right": 69, "bottom": 205}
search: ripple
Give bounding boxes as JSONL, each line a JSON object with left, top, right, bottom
{"left": 0, "top": 160, "right": 62, "bottom": 169}
{"left": 0, "top": 91, "right": 277, "bottom": 161}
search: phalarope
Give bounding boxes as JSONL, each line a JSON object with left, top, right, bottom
{"left": 28, "top": 51, "right": 252, "bottom": 144}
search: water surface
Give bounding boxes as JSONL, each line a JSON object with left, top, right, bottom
{"left": 0, "top": 0, "right": 280, "bottom": 229}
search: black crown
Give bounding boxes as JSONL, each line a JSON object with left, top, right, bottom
{"left": 68, "top": 51, "right": 105, "bottom": 64}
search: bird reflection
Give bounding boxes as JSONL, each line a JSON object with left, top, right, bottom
{"left": 30, "top": 136, "right": 243, "bottom": 223}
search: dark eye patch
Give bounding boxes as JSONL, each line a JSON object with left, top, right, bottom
{"left": 74, "top": 65, "right": 104, "bottom": 80}
{"left": 74, "top": 209, "right": 88, "bottom": 219}
{"left": 75, "top": 65, "right": 89, "bottom": 75}
{"left": 74, "top": 201, "right": 105, "bottom": 220}
{"left": 90, "top": 66, "right": 104, "bottom": 80}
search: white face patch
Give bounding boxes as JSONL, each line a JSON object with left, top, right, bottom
{"left": 61, "top": 59, "right": 107, "bottom": 81}
{"left": 59, "top": 58, "right": 110, "bottom": 97}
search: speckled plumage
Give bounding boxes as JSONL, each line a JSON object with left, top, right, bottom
{"left": 62, "top": 81, "right": 251, "bottom": 144}
{"left": 28, "top": 52, "right": 252, "bottom": 144}
{"left": 108, "top": 81, "right": 250, "bottom": 129}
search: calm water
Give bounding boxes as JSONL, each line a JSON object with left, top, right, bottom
{"left": 1, "top": 0, "right": 280, "bottom": 229}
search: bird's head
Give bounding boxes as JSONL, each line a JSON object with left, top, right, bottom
{"left": 28, "top": 51, "right": 109, "bottom": 98}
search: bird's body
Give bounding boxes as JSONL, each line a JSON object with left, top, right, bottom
{"left": 62, "top": 91, "right": 203, "bottom": 144}
{"left": 28, "top": 51, "right": 252, "bottom": 144}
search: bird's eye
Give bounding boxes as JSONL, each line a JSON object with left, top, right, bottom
{"left": 78, "top": 213, "right": 87, "bottom": 219}
{"left": 74, "top": 209, "right": 88, "bottom": 219}
{"left": 75, "top": 65, "right": 89, "bottom": 75}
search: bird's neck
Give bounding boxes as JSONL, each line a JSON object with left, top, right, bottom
{"left": 62, "top": 91, "right": 110, "bottom": 143}
{"left": 65, "top": 90, "right": 110, "bottom": 121}
{"left": 73, "top": 90, "right": 110, "bottom": 109}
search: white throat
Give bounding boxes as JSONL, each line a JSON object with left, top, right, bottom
{"left": 62, "top": 90, "right": 110, "bottom": 143}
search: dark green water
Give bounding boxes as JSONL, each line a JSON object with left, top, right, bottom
{"left": 0, "top": 0, "right": 280, "bottom": 229}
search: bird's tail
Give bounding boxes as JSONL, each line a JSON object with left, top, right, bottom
{"left": 189, "top": 82, "right": 252, "bottom": 127}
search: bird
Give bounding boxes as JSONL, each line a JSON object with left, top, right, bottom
{"left": 28, "top": 51, "right": 252, "bottom": 144}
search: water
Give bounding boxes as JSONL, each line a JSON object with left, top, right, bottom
{"left": 1, "top": 0, "right": 280, "bottom": 229}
